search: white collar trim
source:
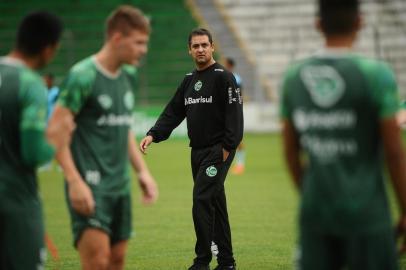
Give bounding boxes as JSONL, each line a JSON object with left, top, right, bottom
{"left": 92, "top": 56, "right": 121, "bottom": 79}
{"left": 315, "top": 47, "right": 353, "bottom": 58}
{"left": 0, "top": 56, "right": 26, "bottom": 67}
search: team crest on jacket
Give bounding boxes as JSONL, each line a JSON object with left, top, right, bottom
{"left": 301, "top": 65, "right": 345, "bottom": 108}
{"left": 206, "top": 165, "right": 217, "bottom": 177}
{"left": 194, "top": 80, "right": 203, "bottom": 91}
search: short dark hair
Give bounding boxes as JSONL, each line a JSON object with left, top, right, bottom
{"left": 106, "top": 5, "right": 150, "bottom": 38}
{"left": 225, "top": 57, "right": 235, "bottom": 67}
{"left": 16, "top": 11, "right": 63, "bottom": 56}
{"left": 188, "top": 28, "right": 213, "bottom": 47}
{"left": 318, "top": 0, "right": 360, "bottom": 36}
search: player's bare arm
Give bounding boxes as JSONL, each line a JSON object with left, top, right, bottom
{"left": 50, "top": 105, "right": 95, "bottom": 216}
{"left": 397, "top": 109, "right": 406, "bottom": 127}
{"left": 129, "top": 131, "right": 158, "bottom": 204}
{"left": 46, "top": 103, "right": 75, "bottom": 150}
{"left": 282, "top": 119, "right": 303, "bottom": 190}
{"left": 380, "top": 117, "right": 406, "bottom": 252}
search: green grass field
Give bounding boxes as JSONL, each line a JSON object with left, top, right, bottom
{"left": 39, "top": 133, "right": 406, "bottom": 270}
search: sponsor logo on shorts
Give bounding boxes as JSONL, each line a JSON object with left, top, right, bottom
{"left": 88, "top": 218, "right": 102, "bottom": 228}
{"left": 206, "top": 165, "right": 217, "bottom": 177}
{"left": 85, "top": 170, "right": 100, "bottom": 185}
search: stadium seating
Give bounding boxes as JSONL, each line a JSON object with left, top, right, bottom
{"left": 0, "top": 0, "right": 198, "bottom": 104}
{"left": 217, "top": 0, "right": 406, "bottom": 98}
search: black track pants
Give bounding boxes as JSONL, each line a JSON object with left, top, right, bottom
{"left": 191, "top": 143, "right": 235, "bottom": 266}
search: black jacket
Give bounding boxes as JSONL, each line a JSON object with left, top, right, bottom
{"left": 147, "top": 62, "right": 243, "bottom": 151}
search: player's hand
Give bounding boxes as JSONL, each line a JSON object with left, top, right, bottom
{"left": 396, "top": 214, "right": 406, "bottom": 254}
{"left": 47, "top": 112, "right": 76, "bottom": 150}
{"left": 68, "top": 178, "right": 95, "bottom": 216}
{"left": 222, "top": 148, "right": 230, "bottom": 162}
{"left": 140, "top": 135, "right": 153, "bottom": 154}
{"left": 138, "top": 170, "right": 158, "bottom": 205}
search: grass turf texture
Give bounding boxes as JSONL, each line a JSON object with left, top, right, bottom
{"left": 39, "top": 133, "right": 406, "bottom": 269}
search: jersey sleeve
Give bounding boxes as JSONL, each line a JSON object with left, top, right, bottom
{"left": 19, "top": 72, "right": 55, "bottom": 167}
{"left": 373, "top": 63, "right": 399, "bottom": 118}
{"left": 401, "top": 100, "right": 406, "bottom": 110}
{"left": 58, "top": 68, "right": 94, "bottom": 114}
{"left": 280, "top": 65, "right": 296, "bottom": 120}
{"left": 147, "top": 77, "right": 187, "bottom": 142}
{"left": 220, "top": 72, "right": 244, "bottom": 151}
{"left": 20, "top": 78, "right": 48, "bottom": 132}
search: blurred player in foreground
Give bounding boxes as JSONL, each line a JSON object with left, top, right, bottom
{"left": 280, "top": 0, "right": 406, "bottom": 269}
{"left": 44, "top": 73, "right": 60, "bottom": 120}
{"left": 50, "top": 5, "right": 158, "bottom": 270}
{"left": 39, "top": 73, "right": 61, "bottom": 172}
{"left": 224, "top": 57, "right": 246, "bottom": 175}
{"left": 0, "top": 11, "right": 71, "bottom": 270}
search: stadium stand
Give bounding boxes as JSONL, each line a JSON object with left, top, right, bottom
{"left": 215, "top": 0, "right": 406, "bottom": 99}
{"left": 0, "top": 0, "right": 198, "bottom": 104}
{"left": 191, "top": 0, "right": 264, "bottom": 102}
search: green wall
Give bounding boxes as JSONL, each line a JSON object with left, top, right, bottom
{"left": 0, "top": 0, "right": 198, "bottom": 104}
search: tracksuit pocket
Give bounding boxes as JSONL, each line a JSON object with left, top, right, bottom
{"left": 209, "top": 143, "right": 224, "bottom": 164}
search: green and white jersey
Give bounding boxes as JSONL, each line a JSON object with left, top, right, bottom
{"left": 59, "top": 57, "right": 136, "bottom": 195}
{"left": 0, "top": 57, "right": 48, "bottom": 202}
{"left": 400, "top": 100, "right": 406, "bottom": 110}
{"left": 280, "top": 50, "right": 399, "bottom": 234}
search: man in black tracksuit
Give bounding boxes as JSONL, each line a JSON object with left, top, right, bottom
{"left": 140, "top": 28, "right": 243, "bottom": 270}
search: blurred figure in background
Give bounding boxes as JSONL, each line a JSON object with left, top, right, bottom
{"left": 281, "top": 0, "right": 406, "bottom": 269}
{"left": 39, "top": 73, "right": 61, "bottom": 172}
{"left": 43, "top": 73, "right": 60, "bottom": 120}
{"left": 0, "top": 11, "right": 71, "bottom": 270}
{"left": 224, "top": 57, "right": 246, "bottom": 175}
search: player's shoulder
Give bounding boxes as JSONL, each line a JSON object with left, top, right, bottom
{"left": 350, "top": 55, "right": 396, "bottom": 85}
{"left": 184, "top": 71, "right": 193, "bottom": 77}
{"left": 68, "top": 56, "right": 97, "bottom": 85}
{"left": 71, "top": 56, "right": 94, "bottom": 71}
{"left": 19, "top": 67, "right": 47, "bottom": 97}
{"left": 213, "top": 63, "right": 235, "bottom": 81}
{"left": 0, "top": 58, "right": 45, "bottom": 97}
{"left": 352, "top": 55, "right": 393, "bottom": 74}
{"left": 17, "top": 68, "right": 47, "bottom": 102}
{"left": 282, "top": 58, "right": 309, "bottom": 81}
{"left": 20, "top": 66, "right": 42, "bottom": 85}
{"left": 181, "top": 70, "right": 195, "bottom": 84}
